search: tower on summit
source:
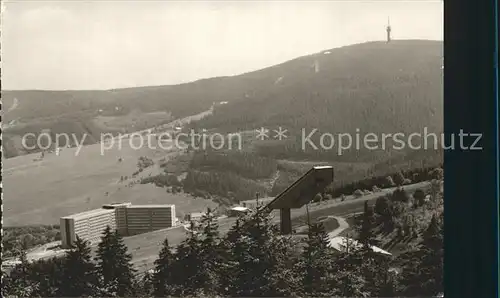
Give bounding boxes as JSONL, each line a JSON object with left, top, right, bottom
{"left": 386, "top": 17, "right": 392, "bottom": 43}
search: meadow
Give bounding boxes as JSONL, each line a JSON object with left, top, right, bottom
{"left": 2, "top": 135, "right": 215, "bottom": 226}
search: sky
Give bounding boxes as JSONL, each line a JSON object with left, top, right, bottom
{"left": 2, "top": 1, "right": 443, "bottom": 90}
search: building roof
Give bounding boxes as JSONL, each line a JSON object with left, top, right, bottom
{"left": 240, "top": 197, "right": 275, "bottom": 204}
{"left": 126, "top": 204, "right": 174, "bottom": 208}
{"left": 313, "top": 165, "right": 333, "bottom": 169}
{"left": 102, "top": 202, "right": 132, "bottom": 209}
{"left": 230, "top": 206, "right": 249, "bottom": 212}
{"left": 61, "top": 208, "right": 115, "bottom": 221}
{"left": 327, "top": 237, "right": 392, "bottom": 255}
{"left": 189, "top": 212, "right": 205, "bottom": 217}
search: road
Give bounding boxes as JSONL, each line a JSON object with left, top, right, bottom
{"left": 327, "top": 216, "right": 350, "bottom": 238}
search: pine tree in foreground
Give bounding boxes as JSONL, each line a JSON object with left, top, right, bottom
{"left": 95, "top": 226, "right": 137, "bottom": 297}
{"left": 60, "top": 236, "right": 98, "bottom": 297}
{"left": 152, "top": 238, "right": 174, "bottom": 297}
{"left": 299, "top": 222, "right": 332, "bottom": 296}
{"left": 229, "top": 208, "right": 283, "bottom": 297}
{"left": 358, "top": 200, "right": 378, "bottom": 249}
{"left": 197, "top": 208, "right": 223, "bottom": 296}
{"left": 171, "top": 221, "right": 204, "bottom": 296}
{"left": 2, "top": 249, "right": 39, "bottom": 297}
{"left": 265, "top": 233, "right": 301, "bottom": 297}
{"left": 135, "top": 271, "right": 153, "bottom": 297}
{"left": 398, "top": 212, "right": 443, "bottom": 296}
{"left": 418, "top": 213, "right": 444, "bottom": 296}
{"left": 218, "top": 216, "right": 246, "bottom": 296}
{"left": 331, "top": 240, "right": 368, "bottom": 297}
{"left": 26, "top": 257, "right": 65, "bottom": 297}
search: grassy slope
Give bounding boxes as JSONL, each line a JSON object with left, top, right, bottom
{"left": 2, "top": 137, "right": 216, "bottom": 226}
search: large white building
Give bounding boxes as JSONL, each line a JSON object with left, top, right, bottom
{"left": 60, "top": 208, "right": 116, "bottom": 249}
{"left": 60, "top": 203, "right": 176, "bottom": 248}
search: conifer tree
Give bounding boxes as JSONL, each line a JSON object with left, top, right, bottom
{"left": 60, "top": 236, "right": 98, "bottom": 297}
{"left": 266, "top": 233, "right": 301, "bottom": 297}
{"left": 152, "top": 238, "right": 174, "bottom": 297}
{"left": 418, "top": 213, "right": 444, "bottom": 295}
{"left": 227, "top": 209, "right": 279, "bottom": 296}
{"left": 135, "top": 271, "right": 153, "bottom": 297}
{"left": 197, "top": 207, "right": 223, "bottom": 295}
{"left": 2, "top": 249, "right": 39, "bottom": 297}
{"left": 95, "top": 226, "right": 136, "bottom": 297}
{"left": 399, "top": 212, "right": 443, "bottom": 296}
{"left": 171, "top": 221, "right": 204, "bottom": 296}
{"left": 299, "top": 222, "right": 333, "bottom": 296}
{"left": 218, "top": 216, "right": 246, "bottom": 296}
{"left": 26, "top": 257, "right": 65, "bottom": 297}
{"left": 358, "top": 201, "right": 377, "bottom": 249}
{"left": 332, "top": 252, "right": 367, "bottom": 298}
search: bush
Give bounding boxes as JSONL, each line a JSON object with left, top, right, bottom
{"left": 140, "top": 174, "right": 182, "bottom": 188}
{"left": 413, "top": 189, "right": 426, "bottom": 206}
{"left": 2, "top": 225, "right": 61, "bottom": 257}
{"left": 374, "top": 195, "right": 392, "bottom": 218}
{"left": 312, "top": 193, "right": 323, "bottom": 203}
{"left": 353, "top": 189, "right": 364, "bottom": 198}
{"left": 137, "top": 156, "right": 154, "bottom": 170}
{"left": 385, "top": 176, "right": 396, "bottom": 187}
{"left": 393, "top": 172, "right": 406, "bottom": 186}
{"left": 429, "top": 167, "right": 444, "bottom": 180}
{"left": 391, "top": 188, "right": 411, "bottom": 202}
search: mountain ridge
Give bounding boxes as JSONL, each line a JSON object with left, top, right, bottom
{"left": 2, "top": 40, "right": 442, "bottom": 159}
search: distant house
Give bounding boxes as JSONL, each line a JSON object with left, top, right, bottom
{"left": 240, "top": 197, "right": 275, "bottom": 210}
{"left": 353, "top": 189, "right": 364, "bottom": 198}
{"left": 328, "top": 236, "right": 392, "bottom": 256}
{"left": 185, "top": 212, "right": 205, "bottom": 222}
{"left": 227, "top": 206, "right": 249, "bottom": 217}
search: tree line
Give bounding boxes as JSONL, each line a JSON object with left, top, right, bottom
{"left": 189, "top": 151, "right": 277, "bottom": 180}
{"left": 2, "top": 225, "right": 61, "bottom": 258}
{"left": 325, "top": 166, "right": 443, "bottom": 197}
{"left": 182, "top": 170, "right": 269, "bottom": 203}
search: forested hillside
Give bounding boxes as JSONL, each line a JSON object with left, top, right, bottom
{"left": 190, "top": 40, "right": 442, "bottom": 134}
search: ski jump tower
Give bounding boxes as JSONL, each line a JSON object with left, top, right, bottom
{"left": 260, "top": 166, "right": 334, "bottom": 234}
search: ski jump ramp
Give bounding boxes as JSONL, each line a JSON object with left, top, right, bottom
{"left": 262, "top": 166, "right": 334, "bottom": 234}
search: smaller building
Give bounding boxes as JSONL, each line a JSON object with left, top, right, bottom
{"left": 240, "top": 197, "right": 274, "bottom": 210}
{"left": 185, "top": 212, "right": 205, "bottom": 222}
{"left": 60, "top": 208, "right": 116, "bottom": 249}
{"left": 328, "top": 236, "right": 392, "bottom": 255}
{"left": 227, "top": 206, "right": 250, "bottom": 217}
